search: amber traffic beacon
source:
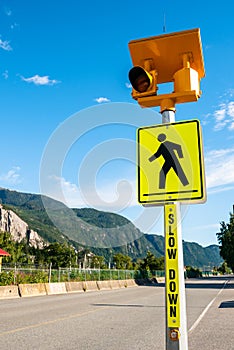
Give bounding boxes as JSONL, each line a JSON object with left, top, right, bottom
{"left": 128, "top": 28, "right": 205, "bottom": 112}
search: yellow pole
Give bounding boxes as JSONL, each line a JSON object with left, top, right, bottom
{"left": 161, "top": 101, "right": 188, "bottom": 350}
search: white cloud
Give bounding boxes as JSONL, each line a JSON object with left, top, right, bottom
{"left": 205, "top": 147, "right": 234, "bottom": 190}
{"left": 47, "top": 175, "right": 80, "bottom": 206}
{"left": 2, "top": 70, "right": 8, "bottom": 79}
{"left": 0, "top": 166, "right": 21, "bottom": 185}
{"left": 0, "top": 39, "right": 12, "bottom": 51}
{"left": 21, "top": 74, "right": 60, "bottom": 86}
{"left": 208, "top": 185, "right": 234, "bottom": 195}
{"left": 125, "top": 82, "right": 132, "bottom": 89}
{"left": 229, "top": 122, "right": 234, "bottom": 130}
{"left": 214, "top": 106, "right": 225, "bottom": 122}
{"left": 4, "top": 7, "right": 12, "bottom": 16}
{"left": 10, "top": 23, "right": 18, "bottom": 30}
{"left": 213, "top": 101, "right": 234, "bottom": 130}
{"left": 94, "top": 97, "right": 110, "bottom": 103}
{"left": 228, "top": 101, "right": 234, "bottom": 117}
{"left": 46, "top": 175, "right": 136, "bottom": 210}
{"left": 188, "top": 223, "right": 220, "bottom": 232}
{"left": 206, "top": 148, "right": 234, "bottom": 158}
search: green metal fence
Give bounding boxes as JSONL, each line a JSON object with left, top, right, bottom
{"left": 0, "top": 264, "right": 165, "bottom": 286}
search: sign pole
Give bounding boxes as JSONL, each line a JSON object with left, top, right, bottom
{"left": 162, "top": 109, "right": 188, "bottom": 350}
{"left": 128, "top": 27, "right": 206, "bottom": 350}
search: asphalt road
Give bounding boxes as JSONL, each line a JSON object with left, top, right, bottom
{"left": 0, "top": 276, "right": 233, "bottom": 350}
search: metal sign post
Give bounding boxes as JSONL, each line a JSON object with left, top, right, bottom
{"left": 162, "top": 110, "right": 188, "bottom": 350}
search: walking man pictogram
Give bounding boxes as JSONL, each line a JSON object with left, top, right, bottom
{"left": 149, "top": 133, "right": 189, "bottom": 189}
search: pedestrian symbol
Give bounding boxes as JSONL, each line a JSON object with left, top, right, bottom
{"left": 149, "top": 133, "right": 189, "bottom": 189}
{"left": 137, "top": 119, "right": 206, "bottom": 205}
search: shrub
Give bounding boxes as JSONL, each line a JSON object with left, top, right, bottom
{"left": 0, "top": 271, "right": 15, "bottom": 286}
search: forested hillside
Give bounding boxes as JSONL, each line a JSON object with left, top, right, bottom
{"left": 0, "top": 188, "right": 223, "bottom": 268}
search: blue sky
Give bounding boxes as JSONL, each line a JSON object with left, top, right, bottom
{"left": 1, "top": 0, "right": 234, "bottom": 248}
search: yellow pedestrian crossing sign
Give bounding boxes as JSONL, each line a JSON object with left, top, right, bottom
{"left": 137, "top": 119, "right": 206, "bottom": 205}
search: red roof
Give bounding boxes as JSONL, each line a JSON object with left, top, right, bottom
{"left": 0, "top": 248, "right": 10, "bottom": 256}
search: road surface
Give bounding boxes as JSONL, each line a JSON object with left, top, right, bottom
{"left": 0, "top": 276, "right": 233, "bottom": 349}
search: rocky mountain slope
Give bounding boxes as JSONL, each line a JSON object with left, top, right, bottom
{"left": 0, "top": 204, "right": 45, "bottom": 248}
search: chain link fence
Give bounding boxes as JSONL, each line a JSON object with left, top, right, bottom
{"left": 0, "top": 264, "right": 165, "bottom": 286}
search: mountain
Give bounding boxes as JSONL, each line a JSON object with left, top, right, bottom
{"left": 0, "top": 188, "right": 223, "bottom": 268}
{"left": 0, "top": 204, "right": 45, "bottom": 248}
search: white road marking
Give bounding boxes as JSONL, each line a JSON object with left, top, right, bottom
{"left": 188, "top": 279, "right": 229, "bottom": 333}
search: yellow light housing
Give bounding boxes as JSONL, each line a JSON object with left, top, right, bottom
{"left": 128, "top": 65, "right": 157, "bottom": 100}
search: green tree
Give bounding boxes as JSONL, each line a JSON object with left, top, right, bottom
{"left": 217, "top": 262, "right": 232, "bottom": 275}
{"left": 0, "top": 232, "right": 14, "bottom": 263}
{"left": 138, "top": 251, "right": 164, "bottom": 272}
{"left": 90, "top": 255, "right": 106, "bottom": 269}
{"left": 0, "top": 231, "right": 39, "bottom": 265}
{"left": 186, "top": 266, "right": 202, "bottom": 278}
{"left": 216, "top": 214, "right": 234, "bottom": 272}
{"left": 33, "top": 247, "right": 46, "bottom": 266}
{"left": 113, "top": 253, "right": 133, "bottom": 269}
{"left": 42, "top": 243, "right": 77, "bottom": 268}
